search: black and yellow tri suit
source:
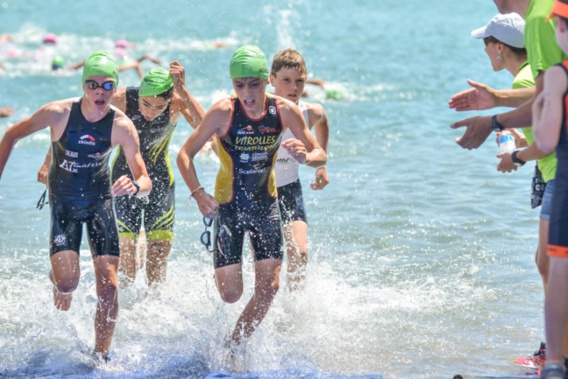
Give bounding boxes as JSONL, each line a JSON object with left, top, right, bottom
{"left": 213, "top": 94, "right": 284, "bottom": 268}
{"left": 111, "top": 87, "right": 176, "bottom": 242}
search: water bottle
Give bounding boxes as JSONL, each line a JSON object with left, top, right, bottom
{"left": 498, "top": 130, "right": 516, "bottom": 154}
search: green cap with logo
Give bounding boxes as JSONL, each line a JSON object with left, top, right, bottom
{"left": 139, "top": 67, "right": 174, "bottom": 97}
{"left": 82, "top": 51, "right": 119, "bottom": 85}
{"left": 229, "top": 44, "right": 269, "bottom": 80}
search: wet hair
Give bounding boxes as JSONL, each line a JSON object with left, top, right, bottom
{"left": 155, "top": 87, "right": 174, "bottom": 100}
{"left": 483, "top": 36, "right": 527, "bottom": 56}
{"left": 270, "top": 49, "right": 307, "bottom": 76}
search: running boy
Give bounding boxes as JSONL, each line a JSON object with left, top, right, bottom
{"left": 176, "top": 45, "right": 326, "bottom": 346}
{"left": 0, "top": 51, "right": 152, "bottom": 360}
{"left": 38, "top": 62, "right": 205, "bottom": 288}
{"left": 269, "top": 49, "right": 330, "bottom": 291}
{"left": 110, "top": 62, "right": 204, "bottom": 287}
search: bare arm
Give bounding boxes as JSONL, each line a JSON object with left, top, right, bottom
{"left": 169, "top": 61, "right": 205, "bottom": 128}
{"left": 449, "top": 79, "right": 535, "bottom": 111}
{"left": 450, "top": 73, "right": 543, "bottom": 150}
{"left": 37, "top": 148, "right": 51, "bottom": 185}
{"left": 280, "top": 98, "right": 327, "bottom": 168}
{"left": 533, "top": 67, "right": 565, "bottom": 153}
{"left": 1, "top": 101, "right": 69, "bottom": 180}
{"left": 177, "top": 99, "right": 229, "bottom": 219}
{"left": 110, "top": 88, "right": 127, "bottom": 113}
{"left": 307, "top": 103, "right": 330, "bottom": 190}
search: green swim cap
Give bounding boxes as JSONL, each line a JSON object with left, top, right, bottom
{"left": 229, "top": 45, "right": 269, "bottom": 80}
{"left": 51, "top": 55, "right": 65, "bottom": 70}
{"left": 139, "top": 67, "right": 174, "bottom": 97}
{"left": 81, "top": 51, "right": 119, "bottom": 85}
{"left": 325, "top": 88, "right": 345, "bottom": 101}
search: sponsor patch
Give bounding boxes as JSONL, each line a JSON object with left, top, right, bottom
{"left": 78, "top": 134, "right": 96, "bottom": 146}
{"left": 53, "top": 234, "right": 66, "bottom": 246}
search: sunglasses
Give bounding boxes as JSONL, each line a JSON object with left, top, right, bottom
{"left": 85, "top": 80, "right": 116, "bottom": 91}
{"left": 36, "top": 188, "right": 48, "bottom": 210}
{"left": 200, "top": 216, "right": 214, "bottom": 252}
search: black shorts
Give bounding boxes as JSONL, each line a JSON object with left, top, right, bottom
{"left": 114, "top": 180, "right": 175, "bottom": 242}
{"left": 548, "top": 179, "right": 568, "bottom": 257}
{"left": 213, "top": 196, "right": 283, "bottom": 268}
{"left": 278, "top": 179, "right": 307, "bottom": 225}
{"left": 49, "top": 194, "right": 120, "bottom": 259}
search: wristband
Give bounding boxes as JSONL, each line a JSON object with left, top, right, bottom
{"left": 511, "top": 150, "right": 526, "bottom": 167}
{"left": 190, "top": 186, "right": 204, "bottom": 197}
{"left": 132, "top": 181, "right": 140, "bottom": 196}
{"left": 491, "top": 115, "right": 505, "bottom": 132}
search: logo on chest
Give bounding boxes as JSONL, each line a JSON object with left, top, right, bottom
{"left": 78, "top": 134, "right": 96, "bottom": 146}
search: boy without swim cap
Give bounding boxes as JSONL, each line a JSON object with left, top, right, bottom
{"left": 139, "top": 67, "right": 174, "bottom": 97}
{"left": 230, "top": 45, "right": 269, "bottom": 80}
{"left": 82, "top": 51, "right": 119, "bottom": 85}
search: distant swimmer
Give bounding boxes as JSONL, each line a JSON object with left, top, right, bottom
{"left": 0, "top": 51, "right": 152, "bottom": 361}
{"left": 268, "top": 48, "right": 330, "bottom": 291}
{"left": 68, "top": 40, "right": 162, "bottom": 78}
{"left": 176, "top": 45, "right": 326, "bottom": 349}
{"left": 0, "top": 107, "right": 14, "bottom": 117}
{"left": 113, "top": 39, "right": 162, "bottom": 78}
{"left": 301, "top": 78, "right": 345, "bottom": 100}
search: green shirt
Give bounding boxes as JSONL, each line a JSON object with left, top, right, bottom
{"left": 513, "top": 61, "right": 557, "bottom": 182}
{"left": 522, "top": 0, "right": 563, "bottom": 182}
{"left": 525, "top": 0, "right": 568, "bottom": 79}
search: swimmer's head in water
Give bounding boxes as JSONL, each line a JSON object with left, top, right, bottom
{"left": 51, "top": 56, "right": 65, "bottom": 71}
{"left": 139, "top": 67, "right": 174, "bottom": 98}
{"left": 82, "top": 51, "right": 119, "bottom": 85}
{"left": 229, "top": 45, "right": 269, "bottom": 80}
{"left": 115, "top": 39, "right": 129, "bottom": 48}
{"left": 43, "top": 33, "right": 57, "bottom": 45}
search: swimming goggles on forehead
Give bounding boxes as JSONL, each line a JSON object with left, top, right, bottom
{"left": 200, "top": 216, "right": 215, "bottom": 252}
{"left": 84, "top": 80, "right": 115, "bottom": 91}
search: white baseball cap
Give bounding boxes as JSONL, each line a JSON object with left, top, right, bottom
{"left": 471, "top": 12, "right": 525, "bottom": 48}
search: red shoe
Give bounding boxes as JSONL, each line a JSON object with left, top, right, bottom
{"left": 513, "top": 342, "right": 546, "bottom": 369}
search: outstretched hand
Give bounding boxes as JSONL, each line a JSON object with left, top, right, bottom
{"left": 451, "top": 115, "right": 492, "bottom": 150}
{"left": 449, "top": 79, "right": 497, "bottom": 112}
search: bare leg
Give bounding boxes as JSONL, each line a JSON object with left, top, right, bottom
{"left": 283, "top": 221, "right": 308, "bottom": 292}
{"left": 136, "top": 229, "right": 146, "bottom": 271}
{"left": 534, "top": 219, "right": 568, "bottom": 357}
{"left": 544, "top": 256, "right": 568, "bottom": 364}
{"left": 118, "top": 236, "right": 137, "bottom": 287}
{"left": 50, "top": 250, "right": 81, "bottom": 311}
{"left": 229, "top": 259, "right": 281, "bottom": 344}
{"left": 536, "top": 219, "right": 550, "bottom": 291}
{"left": 93, "top": 255, "right": 119, "bottom": 356}
{"left": 215, "top": 263, "right": 244, "bottom": 304}
{"left": 145, "top": 239, "right": 172, "bottom": 286}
